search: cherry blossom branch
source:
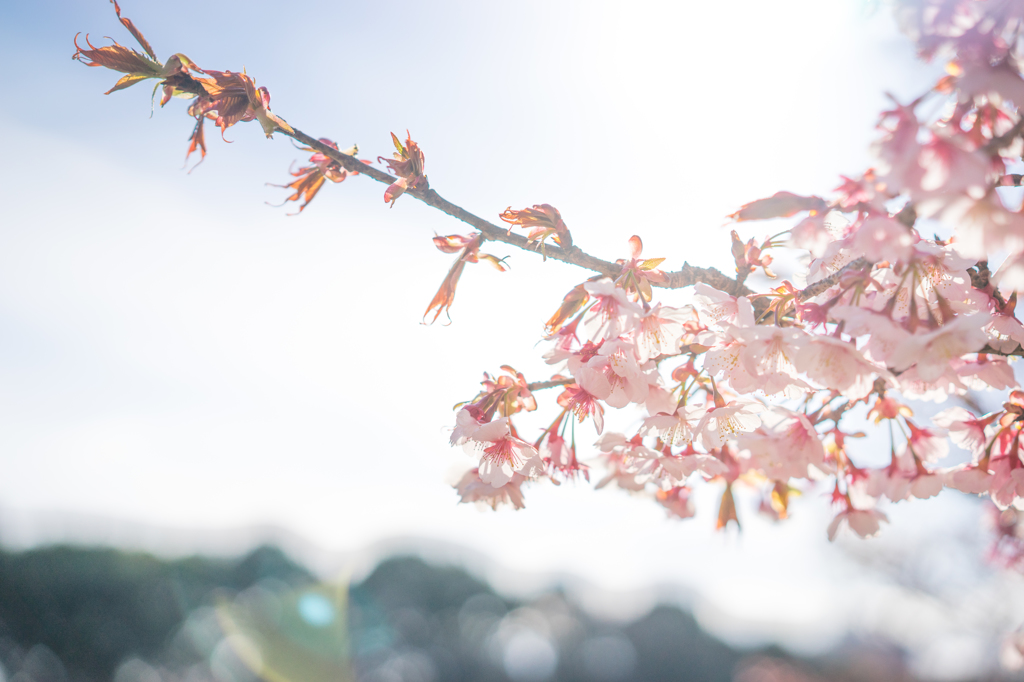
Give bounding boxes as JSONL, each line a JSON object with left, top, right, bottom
{"left": 283, "top": 128, "right": 752, "bottom": 297}
{"left": 70, "top": 0, "right": 1024, "bottom": 568}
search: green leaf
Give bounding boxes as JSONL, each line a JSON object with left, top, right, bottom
{"left": 640, "top": 258, "right": 666, "bottom": 271}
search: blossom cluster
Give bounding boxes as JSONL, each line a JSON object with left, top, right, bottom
{"left": 452, "top": 0, "right": 1024, "bottom": 542}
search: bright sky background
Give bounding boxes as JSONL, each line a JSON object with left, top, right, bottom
{"left": 1, "top": 0, "right": 1023, "bottom": 675}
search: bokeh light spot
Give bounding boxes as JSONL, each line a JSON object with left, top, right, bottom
{"left": 297, "top": 591, "right": 335, "bottom": 627}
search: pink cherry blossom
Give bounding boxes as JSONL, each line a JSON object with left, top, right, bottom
{"left": 540, "top": 432, "right": 588, "bottom": 481}
{"left": 995, "top": 252, "right": 1024, "bottom": 292}
{"left": 985, "top": 314, "right": 1024, "bottom": 354}
{"left": 635, "top": 303, "right": 693, "bottom": 363}
{"left": 640, "top": 444, "right": 728, "bottom": 485}
{"left": 887, "top": 313, "right": 992, "bottom": 382}
{"left": 829, "top": 305, "right": 911, "bottom": 364}
{"left": 582, "top": 279, "right": 642, "bottom": 340}
{"left": 702, "top": 298, "right": 762, "bottom": 393}
{"left": 565, "top": 339, "right": 605, "bottom": 376}
{"left": 789, "top": 213, "right": 832, "bottom": 258}
{"left": 656, "top": 487, "right": 696, "bottom": 519}
{"left": 593, "top": 433, "right": 655, "bottom": 491}
{"left": 450, "top": 406, "right": 485, "bottom": 446}
{"left": 861, "top": 454, "right": 947, "bottom": 501}
{"left": 905, "top": 421, "right": 949, "bottom": 464}
{"left": 794, "top": 335, "right": 891, "bottom": 400}
{"left": 933, "top": 406, "right": 993, "bottom": 456}
{"left": 910, "top": 471, "right": 947, "bottom": 499}
{"left": 827, "top": 506, "right": 889, "bottom": 541}
{"left": 573, "top": 365, "right": 613, "bottom": 403}
{"left": 640, "top": 405, "right": 704, "bottom": 447}
{"left": 580, "top": 339, "right": 650, "bottom": 408}
{"left": 728, "top": 324, "right": 811, "bottom": 397}
{"left": 691, "top": 283, "right": 739, "bottom": 328}
{"left": 893, "top": 363, "right": 970, "bottom": 402}
{"left": 703, "top": 333, "right": 761, "bottom": 395}
{"left": 850, "top": 216, "right": 915, "bottom": 263}
{"left": 860, "top": 468, "right": 912, "bottom": 502}
{"left": 873, "top": 97, "right": 924, "bottom": 195}
{"left": 695, "top": 398, "right": 765, "bottom": 450}
{"left": 594, "top": 456, "right": 646, "bottom": 491}
{"left": 737, "top": 410, "right": 825, "bottom": 481}
{"left": 454, "top": 469, "right": 527, "bottom": 510}
{"left": 957, "top": 60, "right": 1024, "bottom": 110}
{"left": 644, "top": 382, "right": 678, "bottom": 417}
{"left": 913, "top": 242, "right": 985, "bottom": 314}
{"left": 559, "top": 382, "right": 606, "bottom": 434}
{"left": 990, "top": 455, "right": 1024, "bottom": 509}
{"left": 948, "top": 464, "right": 995, "bottom": 495}
{"left": 913, "top": 136, "right": 994, "bottom": 217}
{"left": 956, "top": 354, "right": 1017, "bottom": 391}
{"left": 940, "top": 194, "right": 1024, "bottom": 259}
{"left": 462, "top": 418, "right": 544, "bottom": 487}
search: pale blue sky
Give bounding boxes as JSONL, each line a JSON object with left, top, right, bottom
{"left": 1, "top": 0, "right": 1020, "bottom": 672}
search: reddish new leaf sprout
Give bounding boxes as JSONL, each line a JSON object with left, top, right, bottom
{"left": 500, "top": 204, "right": 573, "bottom": 256}
{"left": 423, "top": 234, "right": 508, "bottom": 325}
{"left": 268, "top": 139, "right": 362, "bottom": 214}
{"left": 379, "top": 131, "right": 428, "bottom": 207}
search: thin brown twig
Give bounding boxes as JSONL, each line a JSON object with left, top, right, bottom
{"left": 526, "top": 377, "right": 574, "bottom": 392}
{"left": 981, "top": 344, "right": 1024, "bottom": 358}
{"left": 797, "top": 257, "right": 872, "bottom": 301}
{"left": 968, "top": 260, "right": 992, "bottom": 290}
{"left": 282, "top": 127, "right": 752, "bottom": 297}
{"left": 982, "top": 115, "right": 1024, "bottom": 154}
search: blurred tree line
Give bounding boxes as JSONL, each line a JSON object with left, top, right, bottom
{"left": 0, "top": 545, "right": 976, "bottom": 682}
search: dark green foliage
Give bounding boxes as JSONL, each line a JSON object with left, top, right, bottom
{"left": 624, "top": 606, "right": 740, "bottom": 682}
{"left": 0, "top": 545, "right": 924, "bottom": 682}
{"left": 0, "top": 545, "right": 313, "bottom": 681}
{"left": 357, "top": 556, "right": 494, "bottom": 613}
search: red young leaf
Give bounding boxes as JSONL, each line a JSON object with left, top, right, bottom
{"left": 628, "top": 235, "right": 643, "bottom": 258}
{"left": 111, "top": 0, "right": 157, "bottom": 61}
